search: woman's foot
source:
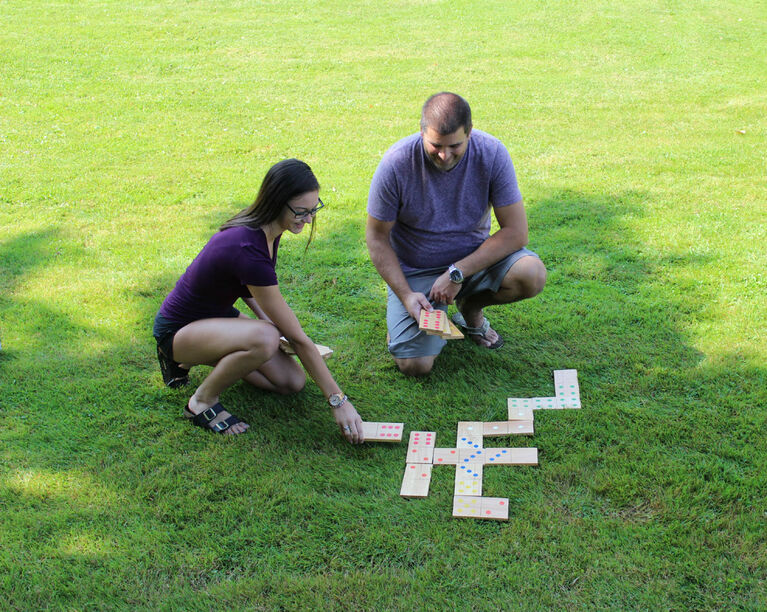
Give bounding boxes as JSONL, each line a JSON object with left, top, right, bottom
{"left": 184, "top": 396, "right": 249, "bottom": 434}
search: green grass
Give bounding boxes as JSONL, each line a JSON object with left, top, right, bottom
{"left": 1, "top": 0, "right": 765, "bottom": 609}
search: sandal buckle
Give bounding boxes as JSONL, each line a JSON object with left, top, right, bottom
{"left": 211, "top": 421, "right": 230, "bottom": 432}
{"left": 202, "top": 407, "right": 218, "bottom": 421}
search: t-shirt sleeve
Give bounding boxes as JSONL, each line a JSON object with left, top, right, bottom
{"left": 232, "top": 239, "right": 278, "bottom": 287}
{"left": 489, "top": 142, "right": 522, "bottom": 208}
{"left": 367, "top": 157, "right": 400, "bottom": 222}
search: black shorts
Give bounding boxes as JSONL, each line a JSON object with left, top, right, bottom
{"left": 153, "top": 307, "right": 240, "bottom": 361}
{"left": 152, "top": 307, "right": 240, "bottom": 387}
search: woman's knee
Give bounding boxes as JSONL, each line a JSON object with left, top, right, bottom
{"left": 276, "top": 370, "right": 307, "bottom": 394}
{"left": 244, "top": 323, "right": 281, "bottom": 358}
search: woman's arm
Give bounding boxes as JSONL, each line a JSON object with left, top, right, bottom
{"left": 242, "top": 296, "right": 272, "bottom": 323}
{"left": 247, "top": 284, "right": 364, "bottom": 443}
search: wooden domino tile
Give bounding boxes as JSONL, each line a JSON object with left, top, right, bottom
{"left": 452, "top": 494, "right": 481, "bottom": 517}
{"left": 400, "top": 463, "right": 432, "bottom": 498}
{"left": 419, "top": 309, "right": 448, "bottom": 334}
{"left": 558, "top": 396, "right": 581, "bottom": 409}
{"left": 406, "top": 431, "right": 436, "bottom": 463}
{"left": 483, "top": 447, "right": 538, "bottom": 465}
{"left": 457, "top": 435, "right": 483, "bottom": 449}
{"left": 554, "top": 369, "right": 581, "bottom": 408}
{"left": 458, "top": 447, "right": 485, "bottom": 463}
{"left": 442, "top": 319, "right": 464, "bottom": 340}
{"left": 508, "top": 397, "right": 557, "bottom": 413}
{"left": 433, "top": 448, "right": 460, "bottom": 465}
{"left": 509, "top": 421, "right": 534, "bottom": 435}
{"left": 533, "top": 397, "right": 560, "bottom": 410}
{"left": 453, "top": 496, "right": 509, "bottom": 521}
{"left": 483, "top": 448, "right": 514, "bottom": 464}
{"left": 507, "top": 401, "right": 535, "bottom": 421}
{"left": 457, "top": 421, "right": 483, "bottom": 437}
{"left": 511, "top": 448, "right": 538, "bottom": 465}
{"left": 457, "top": 422, "right": 484, "bottom": 449}
{"left": 279, "top": 337, "right": 333, "bottom": 360}
{"left": 508, "top": 407, "right": 535, "bottom": 421}
{"left": 483, "top": 421, "right": 511, "bottom": 436}
{"left": 361, "top": 422, "right": 404, "bottom": 442}
{"left": 454, "top": 463, "right": 483, "bottom": 496}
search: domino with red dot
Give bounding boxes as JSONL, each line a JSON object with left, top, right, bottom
{"left": 418, "top": 309, "right": 448, "bottom": 334}
{"left": 400, "top": 464, "right": 433, "bottom": 498}
{"left": 406, "top": 431, "right": 436, "bottom": 464}
{"left": 361, "top": 422, "right": 404, "bottom": 442}
{"left": 453, "top": 495, "right": 509, "bottom": 521}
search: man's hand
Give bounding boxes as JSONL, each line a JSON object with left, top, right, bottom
{"left": 429, "top": 271, "right": 461, "bottom": 305}
{"left": 403, "top": 291, "right": 433, "bottom": 321}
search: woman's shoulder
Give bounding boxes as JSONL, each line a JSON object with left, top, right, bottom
{"left": 212, "top": 225, "right": 265, "bottom": 246}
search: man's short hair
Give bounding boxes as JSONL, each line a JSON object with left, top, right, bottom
{"left": 420, "top": 92, "right": 472, "bottom": 135}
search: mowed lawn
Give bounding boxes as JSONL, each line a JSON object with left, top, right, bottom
{"left": 1, "top": 1, "right": 765, "bottom": 609}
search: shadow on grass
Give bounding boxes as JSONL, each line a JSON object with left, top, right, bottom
{"left": 0, "top": 228, "right": 65, "bottom": 365}
{"left": 0, "top": 227, "right": 61, "bottom": 289}
{"left": 1, "top": 192, "right": 764, "bottom": 608}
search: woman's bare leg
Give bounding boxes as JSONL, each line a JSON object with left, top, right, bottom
{"left": 173, "top": 317, "right": 282, "bottom": 434}
{"left": 241, "top": 349, "right": 306, "bottom": 394}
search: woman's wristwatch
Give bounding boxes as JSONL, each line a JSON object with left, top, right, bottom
{"left": 328, "top": 393, "right": 348, "bottom": 409}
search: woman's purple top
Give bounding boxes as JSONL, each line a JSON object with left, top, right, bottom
{"left": 159, "top": 226, "right": 280, "bottom": 324}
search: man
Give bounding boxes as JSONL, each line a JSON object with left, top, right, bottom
{"left": 366, "top": 92, "right": 546, "bottom": 376}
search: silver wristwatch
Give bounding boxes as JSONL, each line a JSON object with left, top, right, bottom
{"left": 328, "top": 393, "right": 348, "bottom": 409}
{"left": 448, "top": 264, "right": 464, "bottom": 284}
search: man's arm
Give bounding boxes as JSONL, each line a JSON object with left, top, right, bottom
{"left": 456, "top": 200, "right": 529, "bottom": 275}
{"left": 365, "top": 214, "right": 432, "bottom": 320}
{"left": 428, "top": 200, "right": 529, "bottom": 304}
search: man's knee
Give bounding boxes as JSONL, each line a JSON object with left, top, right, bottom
{"left": 524, "top": 257, "right": 547, "bottom": 297}
{"left": 504, "top": 256, "right": 546, "bottom": 299}
{"left": 395, "top": 356, "right": 436, "bottom": 377}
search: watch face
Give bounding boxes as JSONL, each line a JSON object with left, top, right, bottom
{"left": 450, "top": 269, "right": 463, "bottom": 282}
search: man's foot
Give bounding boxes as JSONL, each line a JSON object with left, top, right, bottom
{"left": 451, "top": 311, "right": 505, "bottom": 350}
{"left": 184, "top": 399, "right": 250, "bottom": 434}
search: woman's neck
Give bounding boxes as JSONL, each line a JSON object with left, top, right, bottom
{"left": 261, "top": 220, "right": 282, "bottom": 245}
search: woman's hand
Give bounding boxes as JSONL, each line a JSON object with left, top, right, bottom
{"left": 332, "top": 400, "right": 364, "bottom": 445}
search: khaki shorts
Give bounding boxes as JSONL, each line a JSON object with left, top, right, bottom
{"left": 386, "top": 248, "right": 538, "bottom": 359}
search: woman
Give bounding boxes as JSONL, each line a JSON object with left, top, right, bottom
{"left": 153, "top": 159, "right": 364, "bottom": 443}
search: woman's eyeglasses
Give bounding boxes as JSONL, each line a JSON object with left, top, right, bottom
{"left": 286, "top": 198, "right": 325, "bottom": 219}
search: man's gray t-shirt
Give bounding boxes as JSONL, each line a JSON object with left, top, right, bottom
{"left": 367, "top": 129, "right": 522, "bottom": 272}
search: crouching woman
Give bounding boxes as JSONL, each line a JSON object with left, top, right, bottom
{"left": 153, "top": 158, "right": 364, "bottom": 443}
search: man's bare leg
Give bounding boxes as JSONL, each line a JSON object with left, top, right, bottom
{"left": 458, "top": 256, "right": 547, "bottom": 348}
{"left": 394, "top": 355, "right": 438, "bottom": 377}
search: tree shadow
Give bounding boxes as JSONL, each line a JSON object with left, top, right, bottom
{"left": 0, "top": 227, "right": 62, "bottom": 290}
{"left": 1, "top": 192, "right": 764, "bottom": 608}
{"left": 0, "top": 228, "right": 62, "bottom": 363}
